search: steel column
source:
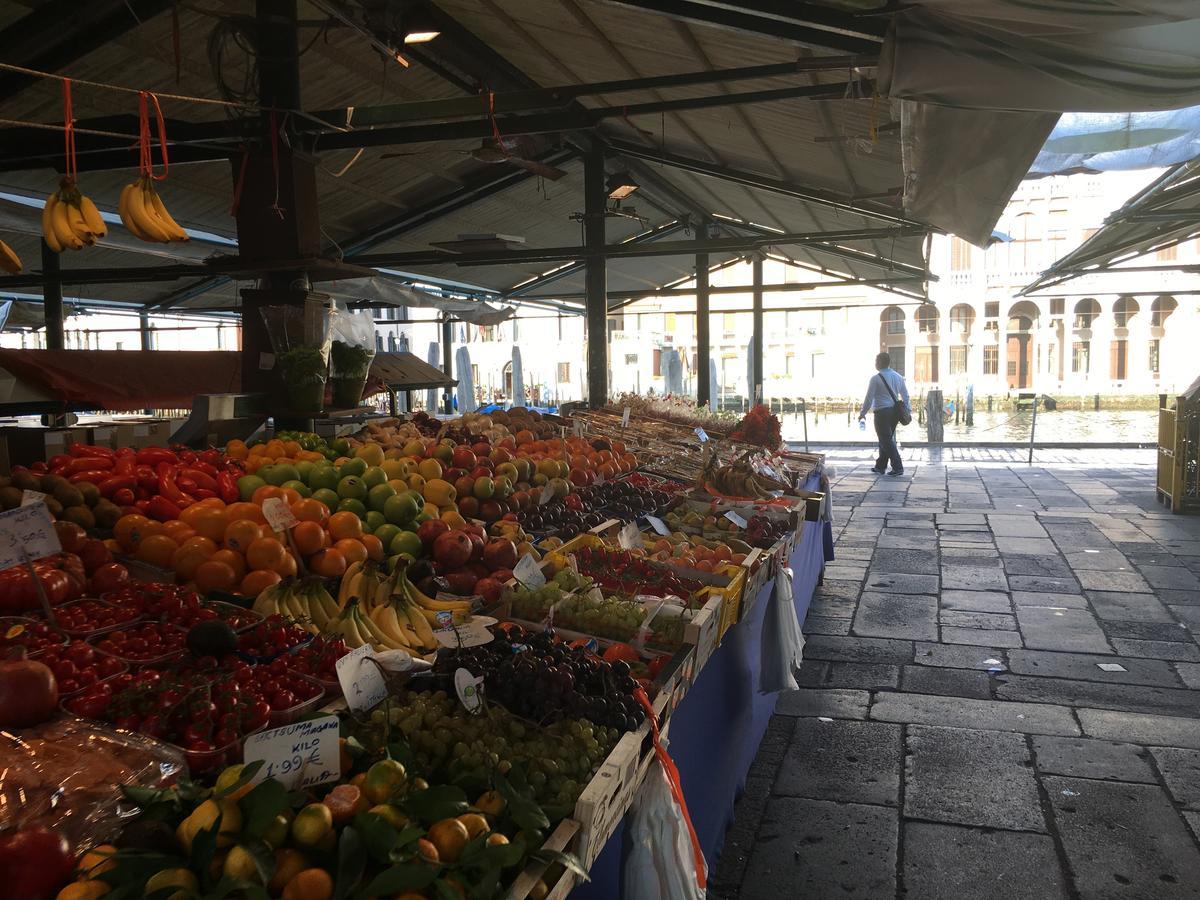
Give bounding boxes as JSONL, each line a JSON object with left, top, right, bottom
{"left": 585, "top": 145, "right": 608, "bottom": 408}
{"left": 751, "top": 254, "right": 763, "bottom": 404}
{"left": 695, "top": 224, "right": 711, "bottom": 408}
{"left": 138, "top": 311, "right": 151, "bottom": 351}
{"left": 40, "top": 240, "right": 63, "bottom": 350}
{"left": 441, "top": 317, "right": 453, "bottom": 414}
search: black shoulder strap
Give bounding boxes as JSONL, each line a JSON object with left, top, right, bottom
{"left": 878, "top": 372, "right": 899, "bottom": 404}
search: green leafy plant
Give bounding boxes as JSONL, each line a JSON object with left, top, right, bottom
{"left": 278, "top": 346, "right": 329, "bottom": 384}
{"left": 331, "top": 340, "right": 375, "bottom": 379}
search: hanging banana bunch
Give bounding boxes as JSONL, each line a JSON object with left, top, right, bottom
{"left": 118, "top": 176, "right": 188, "bottom": 244}
{"left": 41, "top": 179, "right": 107, "bottom": 253}
{"left": 0, "top": 239, "right": 21, "bottom": 274}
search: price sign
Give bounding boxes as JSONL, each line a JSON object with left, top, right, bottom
{"left": 618, "top": 521, "right": 643, "bottom": 550}
{"left": 538, "top": 483, "right": 555, "bottom": 506}
{"left": 0, "top": 503, "right": 61, "bottom": 570}
{"left": 262, "top": 497, "right": 299, "bottom": 532}
{"left": 243, "top": 715, "right": 341, "bottom": 790}
{"left": 454, "top": 668, "right": 486, "bottom": 716}
{"left": 513, "top": 553, "right": 546, "bottom": 588}
{"left": 621, "top": 407, "right": 631, "bottom": 428}
{"left": 724, "top": 510, "right": 748, "bottom": 529}
{"left": 694, "top": 427, "right": 709, "bottom": 443}
{"left": 573, "top": 419, "right": 585, "bottom": 438}
{"left": 20, "top": 490, "right": 47, "bottom": 507}
{"left": 336, "top": 644, "right": 389, "bottom": 713}
{"left": 646, "top": 515, "right": 670, "bottom": 536}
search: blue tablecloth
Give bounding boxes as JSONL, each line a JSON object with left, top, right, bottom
{"left": 572, "top": 518, "right": 825, "bottom": 898}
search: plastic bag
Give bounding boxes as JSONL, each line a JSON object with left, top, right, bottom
{"left": 329, "top": 302, "right": 378, "bottom": 408}
{"left": 260, "top": 299, "right": 335, "bottom": 412}
{"left": 759, "top": 563, "right": 804, "bottom": 693}
{"left": 624, "top": 760, "right": 707, "bottom": 900}
{"left": 0, "top": 716, "right": 185, "bottom": 851}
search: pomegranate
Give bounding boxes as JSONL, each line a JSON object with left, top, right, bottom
{"left": 0, "top": 650, "right": 59, "bottom": 727}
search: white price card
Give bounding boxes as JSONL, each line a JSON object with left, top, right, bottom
{"left": 454, "top": 668, "right": 486, "bottom": 716}
{"left": 20, "top": 490, "right": 47, "bottom": 507}
{"left": 243, "top": 714, "right": 341, "bottom": 790}
{"left": 618, "top": 521, "right": 643, "bottom": 550}
{"left": 538, "top": 483, "right": 555, "bottom": 506}
{"left": 573, "top": 418, "right": 586, "bottom": 438}
{"left": 694, "top": 427, "right": 709, "bottom": 443}
{"left": 336, "top": 643, "right": 389, "bottom": 713}
{"left": 724, "top": 510, "right": 748, "bottom": 529}
{"left": 646, "top": 515, "right": 671, "bottom": 536}
{"left": 513, "top": 553, "right": 546, "bottom": 588}
{"left": 0, "top": 503, "right": 61, "bottom": 570}
{"left": 262, "top": 497, "right": 299, "bottom": 532}
{"left": 621, "top": 407, "right": 631, "bottom": 428}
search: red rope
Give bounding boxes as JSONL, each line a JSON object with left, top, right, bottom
{"left": 230, "top": 146, "right": 250, "bottom": 217}
{"left": 484, "top": 90, "right": 506, "bottom": 151}
{"left": 137, "top": 91, "right": 170, "bottom": 180}
{"left": 61, "top": 79, "right": 76, "bottom": 183}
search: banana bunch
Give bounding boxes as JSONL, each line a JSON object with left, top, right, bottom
{"left": 0, "top": 240, "right": 21, "bottom": 274}
{"left": 703, "top": 461, "right": 788, "bottom": 500}
{"left": 118, "top": 176, "right": 188, "bottom": 244}
{"left": 252, "top": 579, "right": 339, "bottom": 633}
{"left": 42, "top": 180, "right": 107, "bottom": 252}
{"left": 402, "top": 571, "right": 472, "bottom": 627}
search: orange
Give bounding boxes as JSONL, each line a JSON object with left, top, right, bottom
{"left": 327, "top": 511, "right": 363, "bottom": 541}
{"left": 427, "top": 817, "right": 470, "bottom": 863}
{"left": 360, "top": 534, "right": 384, "bottom": 562}
{"left": 292, "top": 521, "right": 328, "bottom": 556}
{"left": 160, "top": 520, "right": 196, "bottom": 544}
{"left": 292, "top": 499, "right": 329, "bottom": 524}
{"left": 224, "top": 519, "right": 263, "bottom": 553}
{"left": 194, "top": 560, "right": 238, "bottom": 593}
{"left": 226, "top": 502, "right": 267, "bottom": 526}
{"left": 252, "top": 485, "right": 286, "bottom": 506}
{"left": 103, "top": 538, "right": 122, "bottom": 555}
{"left": 192, "top": 497, "right": 226, "bottom": 510}
{"left": 172, "top": 545, "right": 213, "bottom": 582}
{"left": 180, "top": 535, "right": 219, "bottom": 557}
{"left": 135, "top": 534, "right": 179, "bottom": 568}
{"left": 281, "top": 868, "right": 333, "bottom": 900}
{"left": 321, "top": 784, "right": 367, "bottom": 825}
{"left": 241, "top": 569, "right": 281, "bottom": 597}
{"left": 114, "top": 514, "right": 156, "bottom": 552}
{"left": 210, "top": 549, "right": 247, "bottom": 581}
{"left": 225, "top": 439, "right": 249, "bottom": 460}
{"left": 264, "top": 439, "right": 287, "bottom": 459}
{"left": 283, "top": 441, "right": 303, "bottom": 457}
{"left": 246, "top": 537, "right": 288, "bottom": 572}
{"left": 276, "top": 552, "right": 299, "bottom": 578}
{"left": 334, "top": 539, "right": 368, "bottom": 565}
{"left": 188, "top": 507, "right": 229, "bottom": 542}
{"left": 280, "top": 488, "right": 303, "bottom": 507}
{"left": 308, "top": 548, "right": 347, "bottom": 578}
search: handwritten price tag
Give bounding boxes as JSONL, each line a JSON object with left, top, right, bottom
{"left": 573, "top": 419, "right": 586, "bottom": 438}
{"left": 262, "top": 497, "right": 299, "bottom": 532}
{"left": 0, "top": 503, "right": 61, "bottom": 570}
{"left": 724, "top": 510, "right": 748, "bottom": 529}
{"left": 646, "top": 515, "right": 670, "bottom": 536}
{"left": 243, "top": 715, "right": 341, "bottom": 790}
{"left": 336, "top": 644, "right": 388, "bottom": 713}
{"left": 618, "top": 521, "right": 643, "bottom": 550}
{"left": 694, "top": 427, "right": 709, "bottom": 443}
{"left": 20, "top": 490, "right": 47, "bottom": 507}
{"left": 538, "top": 483, "right": 555, "bottom": 506}
{"left": 513, "top": 553, "right": 546, "bottom": 588}
{"left": 621, "top": 407, "right": 630, "bottom": 428}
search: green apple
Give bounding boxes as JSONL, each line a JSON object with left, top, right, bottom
{"left": 307, "top": 465, "right": 339, "bottom": 492}
{"left": 473, "top": 476, "right": 494, "bottom": 499}
{"left": 282, "top": 479, "right": 311, "bottom": 497}
{"left": 390, "top": 530, "right": 423, "bottom": 558}
{"left": 312, "top": 487, "right": 340, "bottom": 511}
{"left": 337, "top": 498, "right": 368, "bottom": 519}
{"left": 364, "top": 511, "right": 386, "bottom": 533}
{"left": 367, "top": 483, "right": 397, "bottom": 512}
{"left": 337, "top": 476, "right": 368, "bottom": 503}
{"left": 237, "top": 474, "right": 265, "bottom": 502}
{"left": 384, "top": 493, "right": 420, "bottom": 525}
{"left": 339, "top": 458, "right": 368, "bottom": 479}
{"left": 373, "top": 524, "right": 402, "bottom": 549}
{"left": 362, "top": 466, "right": 387, "bottom": 489}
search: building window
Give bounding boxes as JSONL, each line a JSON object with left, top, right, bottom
{"left": 1150, "top": 339, "right": 1161, "bottom": 375}
{"left": 914, "top": 347, "right": 938, "bottom": 382}
{"left": 557, "top": 362, "right": 570, "bottom": 383}
{"left": 1074, "top": 298, "right": 1100, "bottom": 330}
{"left": 949, "top": 305, "right": 974, "bottom": 334}
{"left": 983, "top": 346, "right": 998, "bottom": 375}
{"left": 1050, "top": 298, "right": 1064, "bottom": 315}
{"left": 949, "top": 346, "right": 967, "bottom": 375}
{"left": 1047, "top": 343, "right": 1057, "bottom": 378}
{"left": 1113, "top": 296, "right": 1138, "bottom": 327}
{"left": 624, "top": 354, "right": 637, "bottom": 365}
{"left": 884, "top": 308, "right": 905, "bottom": 334}
{"left": 1072, "top": 341, "right": 1090, "bottom": 374}
{"left": 1111, "top": 340, "right": 1128, "bottom": 380}
{"left": 1152, "top": 296, "right": 1177, "bottom": 327}
{"left": 984, "top": 301, "right": 1000, "bottom": 319}
{"left": 950, "top": 237, "right": 972, "bottom": 271}
{"left": 916, "top": 306, "right": 938, "bottom": 333}
{"left": 1157, "top": 243, "right": 1178, "bottom": 261}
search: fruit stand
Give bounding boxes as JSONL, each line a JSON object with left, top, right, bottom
{"left": 0, "top": 402, "right": 828, "bottom": 900}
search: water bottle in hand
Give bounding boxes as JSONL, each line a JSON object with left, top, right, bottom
{"left": 859, "top": 418, "right": 866, "bottom": 432}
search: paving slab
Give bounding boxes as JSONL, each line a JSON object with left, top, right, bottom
{"left": 914, "top": 642, "right": 1009, "bottom": 671}
{"left": 1173, "top": 606, "right": 1200, "bottom": 630}
{"left": 1015, "top": 606, "right": 1113, "bottom": 653}
{"left": 995, "top": 674, "right": 1200, "bottom": 718}
{"left": 1031, "top": 735, "right": 1157, "bottom": 783}
{"left": 938, "top": 589, "right": 1011, "bottom": 613}
{"left": 1079, "top": 709, "right": 1200, "bottom": 749}
{"left": 812, "top": 579, "right": 861, "bottom": 600}
{"left": 852, "top": 591, "right": 939, "bottom": 641}
{"left": 1007, "top": 649, "right": 1183, "bottom": 686}
{"left": 940, "top": 546, "right": 1002, "bottom": 562}
{"left": 1112, "top": 638, "right": 1200, "bottom": 662}
{"left": 940, "top": 626, "right": 1024, "bottom": 648}
{"left": 941, "top": 565, "right": 1010, "bottom": 591}
{"left": 1105, "top": 621, "right": 1193, "bottom": 642}
{"left": 1175, "top": 662, "right": 1200, "bottom": 688}
{"left": 1150, "top": 748, "right": 1200, "bottom": 810}
{"left": 775, "top": 688, "right": 870, "bottom": 720}
{"left": 738, "top": 797, "right": 897, "bottom": 900}
{"left": 1008, "top": 574, "right": 1081, "bottom": 594}
{"left": 1087, "top": 590, "right": 1175, "bottom": 622}
{"left": 773, "top": 719, "right": 901, "bottom": 806}
{"left": 988, "top": 516, "right": 1048, "bottom": 537}
{"left": 1140, "top": 565, "right": 1200, "bottom": 590}
{"left": 802, "top": 634, "right": 914, "bottom": 665}
{"left": 1075, "top": 569, "right": 1154, "bottom": 593}
{"left": 1011, "top": 591, "right": 1089, "bottom": 609}
{"left": 1064, "top": 549, "right": 1134, "bottom": 570}
{"left": 869, "top": 547, "right": 942, "bottom": 575}
{"left": 1002, "top": 554, "right": 1074, "bottom": 577}
{"left": 900, "top": 665, "right": 992, "bottom": 699}
{"left": 940, "top": 609, "right": 1018, "bottom": 630}
{"left": 807, "top": 594, "right": 858, "bottom": 619}
{"left": 871, "top": 692, "right": 1079, "bottom": 736}
{"left": 997, "top": 537, "right": 1059, "bottom": 555}
{"left": 902, "top": 823, "right": 1069, "bottom": 900}
{"left": 1159, "top": 588, "right": 1200, "bottom": 605}
{"left": 824, "top": 662, "right": 900, "bottom": 690}
{"left": 1045, "top": 776, "right": 1200, "bottom": 899}
{"left": 801, "top": 615, "right": 852, "bottom": 636}
{"left": 863, "top": 570, "right": 940, "bottom": 595}
{"left": 904, "top": 725, "right": 1045, "bottom": 830}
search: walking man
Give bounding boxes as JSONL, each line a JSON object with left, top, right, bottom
{"left": 859, "top": 352, "right": 910, "bottom": 476}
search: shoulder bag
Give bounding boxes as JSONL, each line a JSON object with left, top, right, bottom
{"left": 877, "top": 373, "right": 912, "bottom": 426}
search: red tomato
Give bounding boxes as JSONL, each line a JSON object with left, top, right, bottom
{"left": 0, "top": 825, "right": 73, "bottom": 900}
{"left": 90, "top": 563, "right": 130, "bottom": 594}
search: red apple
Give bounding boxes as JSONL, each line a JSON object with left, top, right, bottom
{"left": 471, "top": 442, "right": 491, "bottom": 457}
{"left": 432, "top": 530, "right": 473, "bottom": 570}
{"left": 462, "top": 520, "right": 486, "bottom": 538}
{"left": 442, "top": 572, "right": 479, "bottom": 596}
{"left": 451, "top": 447, "right": 477, "bottom": 470}
{"left": 417, "top": 518, "right": 452, "bottom": 551}
{"left": 470, "top": 465, "right": 492, "bottom": 480}
{"left": 444, "top": 467, "right": 466, "bottom": 483}
{"left": 479, "top": 500, "right": 504, "bottom": 522}
{"left": 457, "top": 496, "right": 480, "bottom": 518}
{"left": 506, "top": 497, "right": 521, "bottom": 513}
{"left": 501, "top": 512, "right": 519, "bottom": 522}
{"left": 454, "top": 475, "right": 476, "bottom": 498}
{"left": 490, "top": 447, "right": 512, "bottom": 464}
{"left": 569, "top": 468, "right": 589, "bottom": 487}
{"left": 511, "top": 490, "right": 531, "bottom": 511}
{"left": 475, "top": 576, "right": 504, "bottom": 605}
{"left": 483, "top": 537, "right": 519, "bottom": 571}
{"left": 490, "top": 567, "right": 514, "bottom": 583}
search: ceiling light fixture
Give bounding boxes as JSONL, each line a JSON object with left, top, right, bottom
{"left": 403, "top": 30, "right": 440, "bottom": 44}
{"left": 607, "top": 172, "right": 639, "bottom": 200}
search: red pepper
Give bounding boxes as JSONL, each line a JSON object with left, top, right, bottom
{"left": 177, "top": 478, "right": 196, "bottom": 493}
{"left": 216, "top": 471, "right": 240, "bottom": 505}
{"left": 191, "top": 460, "right": 220, "bottom": 478}
{"left": 179, "top": 450, "right": 198, "bottom": 465}
{"left": 200, "top": 449, "right": 222, "bottom": 467}
{"left": 68, "top": 442, "right": 114, "bottom": 459}
{"left": 49, "top": 466, "right": 69, "bottom": 478}
{"left": 190, "top": 488, "right": 218, "bottom": 501}
{"left": 180, "top": 467, "right": 219, "bottom": 492}
{"left": 156, "top": 462, "right": 194, "bottom": 506}
{"left": 112, "top": 487, "right": 136, "bottom": 506}
{"left": 135, "top": 447, "right": 177, "bottom": 467}
{"left": 69, "top": 470, "right": 110, "bottom": 484}
{"left": 113, "top": 456, "right": 136, "bottom": 475}
{"left": 121, "top": 504, "right": 142, "bottom": 517}
{"left": 145, "top": 495, "right": 182, "bottom": 522}
{"left": 62, "top": 456, "right": 113, "bottom": 475}
{"left": 134, "top": 499, "right": 152, "bottom": 515}
{"left": 48, "top": 454, "right": 72, "bottom": 470}
{"left": 97, "top": 474, "right": 138, "bottom": 498}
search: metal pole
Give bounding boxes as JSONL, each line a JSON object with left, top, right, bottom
{"left": 40, "top": 240, "right": 64, "bottom": 350}
{"left": 138, "top": 311, "right": 151, "bottom": 351}
{"left": 751, "top": 253, "right": 763, "bottom": 404}
{"left": 1028, "top": 395, "right": 1038, "bottom": 464}
{"left": 695, "top": 223, "right": 710, "bottom": 409}
{"left": 802, "top": 398, "right": 809, "bottom": 452}
{"left": 441, "top": 317, "right": 453, "bottom": 415}
{"left": 584, "top": 144, "right": 608, "bottom": 408}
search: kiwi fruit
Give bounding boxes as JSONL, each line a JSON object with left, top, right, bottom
{"left": 61, "top": 505, "right": 95, "bottom": 529}
{"left": 11, "top": 470, "right": 41, "bottom": 492}
{"left": 0, "top": 486, "right": 21, "bottom": 510}
{"left": 40, "top": 474, "right": 70, "bottom": 494}
{"left": 93, "top": 501, "right": 122, "bottom": 529}
{"left": 77, "top": 481, "right": 101, "bottom": 506}
{"left": 52, "top": 484, "right": 85, "bottom": 508}
{"left": 45, "top": 497, "right": 64, "bottom": 516}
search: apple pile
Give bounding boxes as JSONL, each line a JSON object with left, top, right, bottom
{"left": 414, "top": 517, "right": 520, "bottom": 604}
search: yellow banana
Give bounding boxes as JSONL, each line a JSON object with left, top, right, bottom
{"left": 307, "top": 586, "right": 330, "bottom": 631}
{"left": 338, "top": 560, "right": 365, "bottom": 607}
{"left": 0, "top": 240, "right": 22, "bottom": 274}
{"left": 41, "top": 195, "right": 63, "bottom": 252}
{"left": 404, "top": 599, "right": 438, "bottom": 651}
{"left": 65, "top": 201, "right": 94, "bottom": 245}
{"left": 373, "top": 603, "right": 412, "bottom": 648}
{"left": 357, "top": 606, "right": 400, "bottom": 650}
{"left": 405, "top": 577, "right": 470, "bottom": 612}
{"left": 393, "top": 605, "right": 424, "bottom": 648}
{"left": 125, "top": 181, "right": 170, "bottom": 242}
{"left": 148, "top": 189, "right": 188, "bottom": 241}
{"left": 357, "top": 565, "right": 381, "bottom": 612}
{"left": 252, "top": 583, "right": 282, "bottom": 617}
{"left": 374, "top": 568, "right": 397, "bottom": 608}
{"left": 312, "top": 583, "right": 340, "bottom": 626}
{"left": 339, "top": 611, "right": 366, "bottom": 648}
{"left": 78, "top": 195, "right": 107, "bottom": 238}
{"left": 51, "top": 200, "right": 82, "bottom": 250}
{"left": 118, "top": 185, "right": 151, "bottom": 242}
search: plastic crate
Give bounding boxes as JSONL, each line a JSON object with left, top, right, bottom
{"left": 266, "top": 673, "right": 327, "bottom": 728}
{"left": 47, "top": 597, "right": 144, "bottom": 639}
{"left": 0, "top": 615, "right": 68, "bottom": 657}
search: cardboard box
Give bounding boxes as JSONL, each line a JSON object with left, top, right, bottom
{"left": 0, "top": 426, "right": 92, "bottom": 468}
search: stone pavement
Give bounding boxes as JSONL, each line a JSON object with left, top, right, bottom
{"left": 710, "top": 449, "right": 1200, "bottom": 900}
